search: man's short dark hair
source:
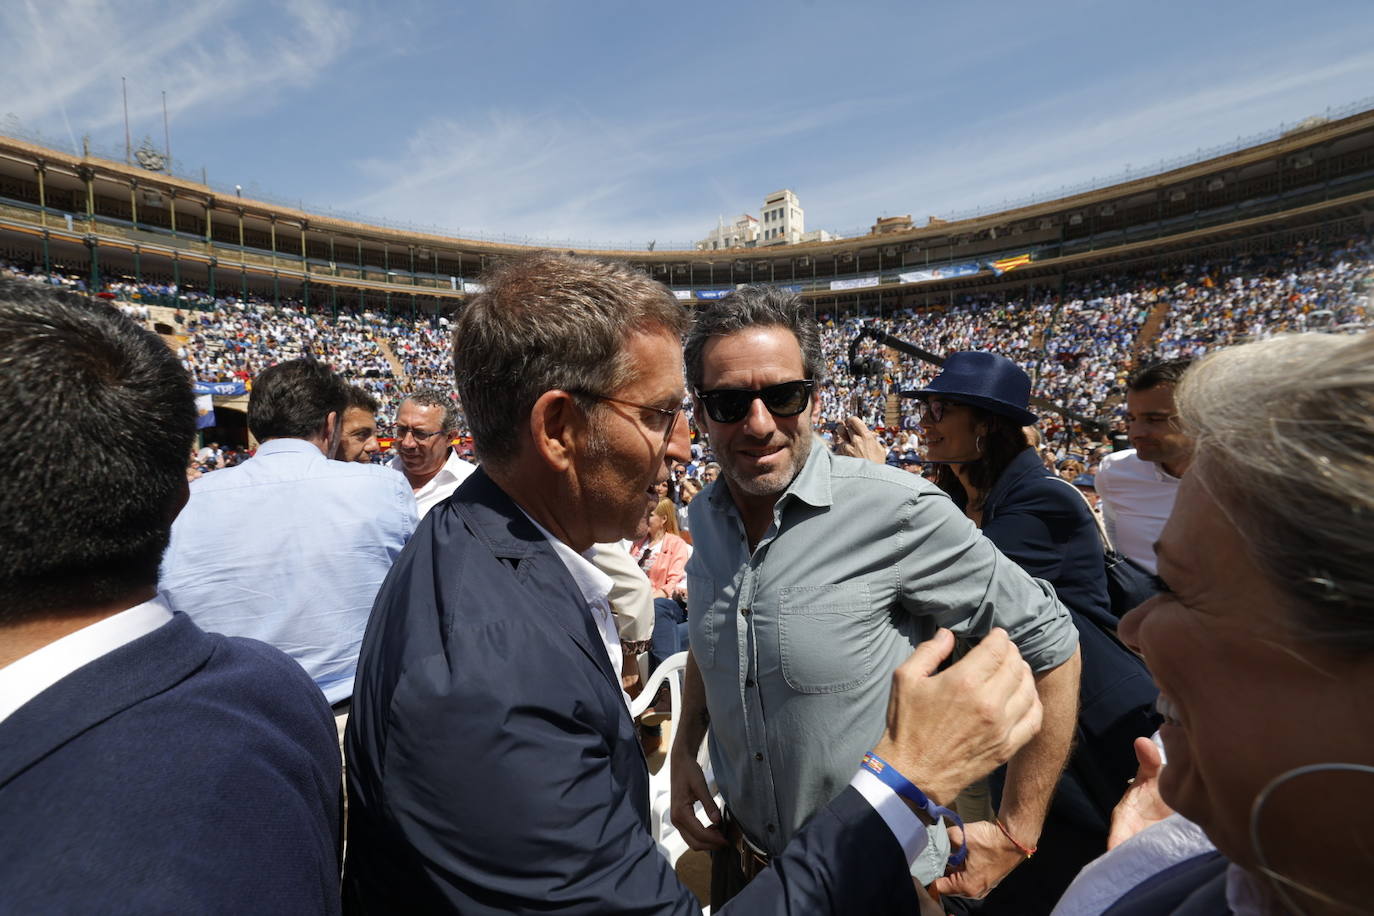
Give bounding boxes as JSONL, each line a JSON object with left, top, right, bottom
{"left": 1129, "top": 358, "right": 1193, "bottom": 392}
{"left": 402, "top": 388, "right": 458, "bottom": 432}
{"left": 0, "top": 278, "right": 196, "bottom": 620}
{"left": 684, "top": 285, "right": 825, "bottom": 391}
{"left": 248, "top": 359, "right": 349, "bottom": 442}
{"left": 455, "top": 252, "right": 687, "bottom": 467}
{"left": 346, "top": 385, "right": 379, "bottom": 415}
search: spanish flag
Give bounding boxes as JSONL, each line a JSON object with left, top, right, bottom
{"left": 992, "top": 253, "right": 1032, "bottom": 275}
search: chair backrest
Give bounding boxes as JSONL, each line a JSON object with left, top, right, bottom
{"left": 629, "top": 651, "right": 721, "bottom": 869}
{"left": 629, "top": 650, "right": 687, "bottom": 724}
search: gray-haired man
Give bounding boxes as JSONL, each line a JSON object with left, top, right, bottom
{"left": 387, "top": 388, "right": 476, "bottom": 518}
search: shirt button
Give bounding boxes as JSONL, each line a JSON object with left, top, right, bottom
{"left": 754, "top": 752, "right": 764, "bottom": 761}
{"left": 745, "top": 677, "right": 755, "bottom": 687}
{"left": 740, "top": 607, "right": 751, "bottom": 617}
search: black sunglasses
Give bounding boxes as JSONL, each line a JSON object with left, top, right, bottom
{"left": 694, "top": 380, "right": 815, "bottom": 424}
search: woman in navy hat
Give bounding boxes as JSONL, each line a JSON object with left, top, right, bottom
{"left": 901, "top": 352, "right": 1160, "bottom": 915}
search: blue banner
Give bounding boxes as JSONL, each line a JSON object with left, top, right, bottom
{"left": 695, "top": 289, "right": 732, "bottom": 300}
{"left": 193, "top": 381, "right": 247, "bottom": 396}
{"left": 898, "top": 262, "right": 983, "bottom": 284}
{"left": 194, "top": 394, "right": 216, "bottom": 429}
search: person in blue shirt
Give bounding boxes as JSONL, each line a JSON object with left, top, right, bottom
{"left": 161, "top": 358, "right": 416, "bottom": 717}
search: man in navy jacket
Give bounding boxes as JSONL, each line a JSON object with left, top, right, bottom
{"left": 344, "top": 252, "right": 1047, "bottom": 914}
{"left": 0, "top": 280, "right": 342, "bottom": 914}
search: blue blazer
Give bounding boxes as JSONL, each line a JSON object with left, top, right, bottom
{"left": 979, "top": 448, "right": 1159, "bottom": 746}
{"left": 0, "top": 612, "right": 342, "bottom": 914}
{"left": 961, "top": 448, "right": 1162, "bottom": 915}
{"left": 344, "top": 468, "right": 918, "bottom": 915}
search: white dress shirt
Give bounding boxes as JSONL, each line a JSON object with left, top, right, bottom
{"left": 0, "top": 597, "right": 173, "bottom": 725}
{"left": 520, "top": 511, "right": 628, "bottom": 709}
{"left": 1094, "top": 449, "right": 1181, "bottom": 574}
{"left": 390, "top": 449, "right": 478, "bottom": 520}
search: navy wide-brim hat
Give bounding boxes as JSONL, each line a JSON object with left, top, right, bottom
{"left": 901, "top": 351, "right": 1039, "bottom": 426}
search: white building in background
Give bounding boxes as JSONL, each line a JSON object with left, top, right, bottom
{"left": 759, "top": 189, "right": 803, "bottom": 245}
{"left": 696, "top": 213, "right": 759, "bottom": 251}
{"left": 695, "top": 189, "right": 838, "bottom": 251}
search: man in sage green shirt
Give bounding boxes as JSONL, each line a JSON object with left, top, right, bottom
{"left": 669, "top": 286, "right": 1082, "bottom": 907}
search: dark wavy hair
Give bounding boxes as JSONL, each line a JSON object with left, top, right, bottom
{"left": 0, "top": 279, "right": 196, "bottom": 620}
{"left": 931, "top": 407, "right": 1030, "bottom": 509}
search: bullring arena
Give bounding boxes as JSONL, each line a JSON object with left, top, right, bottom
{"left": 0, "top": 100, "right": 1369, "bottom": 456}
{"left": 2, "top": 91, "right": 1373, "bottom": 914}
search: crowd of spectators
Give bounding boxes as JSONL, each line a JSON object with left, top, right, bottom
{"left": 3, "top": 229, "right": 1368, "bottom": 471}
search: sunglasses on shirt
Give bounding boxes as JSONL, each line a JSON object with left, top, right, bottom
{"left": 694, "top": 379, "right": 815, "bottom": 424}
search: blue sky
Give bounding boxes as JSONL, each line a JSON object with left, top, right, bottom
{"left": 4, "top": 0, "right": 1372, "bottom": 249}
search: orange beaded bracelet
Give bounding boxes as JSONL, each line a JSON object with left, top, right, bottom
{"left": 995, "top": 818, "right": 1037, "bottom": 859}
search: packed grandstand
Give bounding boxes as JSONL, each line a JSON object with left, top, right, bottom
{"left": 5, "top": 86, "right": 1374, "bottom": 916}
{"left": 4, "top": 225, "right": 1369, "bottom": 479}
{"left": 0, "top": 102, "right": 1370, "bottom": 475}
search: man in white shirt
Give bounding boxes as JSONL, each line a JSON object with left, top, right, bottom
{"left": 0, "top": 279, "right": 340, "bottom": 911}
{"left": 1095, "top": 359, "right": 1195, "bottom": 574}
{"left": 387, "top": 388, "right": 476, "bottom": 517}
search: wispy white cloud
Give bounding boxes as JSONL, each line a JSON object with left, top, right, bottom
{"left": 343, "top": 98, "right": 883, "bottom": 247}
{"left": 806, "top": 44, "right": 1374, "bottom": 231}
{"left": 0, "top": 0, "right": 355, "bottom": 156}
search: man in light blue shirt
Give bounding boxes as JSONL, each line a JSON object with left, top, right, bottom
{"left": 161, "top": 359, "right": 416, "bottom": 706}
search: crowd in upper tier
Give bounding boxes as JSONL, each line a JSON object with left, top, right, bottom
{"left": 1, "top": 231, "right": 1368, "bottom": 449}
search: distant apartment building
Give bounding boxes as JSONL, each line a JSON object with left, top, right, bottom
{"left": 697, "top": 213, "right": 759, "bottom": 251}
{"left": 759, "top": 189, "right": 802, "bottom": 245}
{"left": 696, "top": 189, "right": 837, "bottom": 251}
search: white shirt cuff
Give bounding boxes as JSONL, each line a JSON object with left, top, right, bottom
{"left": 850, "top": 767, "right": 929, "bottom": 866}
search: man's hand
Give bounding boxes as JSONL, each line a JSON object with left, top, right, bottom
{"left": 1107, "top": 737, "right": 1173, "bottom": 850}
{"left": 833, "top": 416, "right": 888, "bottom": 464}
{"left": 668, "top": 745, "right": 725, "bottom": 850}
{"left": 929, "top": 820, "right": 1025, "bottom": 899}
{"left": 871, "top": 628, "right": 1042, "bottom": 808}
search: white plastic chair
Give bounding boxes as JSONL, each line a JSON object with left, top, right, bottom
{"left": 629, "top": 651, "right": 720, "bottom": 870}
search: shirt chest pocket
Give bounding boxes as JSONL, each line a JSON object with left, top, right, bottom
{"left": 778, "top": 583, "right": 877, "bottom": 694}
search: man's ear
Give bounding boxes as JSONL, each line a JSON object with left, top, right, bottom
{"left": 528, "top": 390, "right": 583, "bottom": 472}
{"left": 166, "top": 475, "right": 191, "bottom": 525}
{"left": 321, "top": 410, "right": 340, "bottom": 457}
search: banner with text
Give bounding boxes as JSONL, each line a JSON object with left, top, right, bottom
{"left": 830, "top": 276, "right": 880, "bottom": 291}
{"left": 193, "top": 381, "right": 247, "bottom": 397}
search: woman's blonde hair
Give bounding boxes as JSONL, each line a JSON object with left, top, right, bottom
{"left": 1177, "top": 332, "right": 1374, "bottom": 650}
{"left": 653, "top": 498, "right": 681, "bottom": 536}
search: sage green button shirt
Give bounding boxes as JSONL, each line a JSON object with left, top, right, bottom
{"left": 686, "top": 443, "right": 1077, "bottom": 879}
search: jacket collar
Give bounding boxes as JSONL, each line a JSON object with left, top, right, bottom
{"left": 983, "top": 447, "right": 1050, "bottom": 515}
{"left": 0, "top": 613, "right": 212, "bottom": 787}
{"left": 448, "top": 469, "right": 621, "bottom": 694}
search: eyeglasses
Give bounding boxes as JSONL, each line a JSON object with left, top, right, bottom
{"left": 394, "top": 425, "right": 447, "bottom": 442}
{"left": 914, "top": 398, "right": 966, "bottom": 424}
{"left": 694, "top": 380, "right": 815, "bottom": 425}
{"left": 567, "top": 390, "right": 686, "bottom": 445}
